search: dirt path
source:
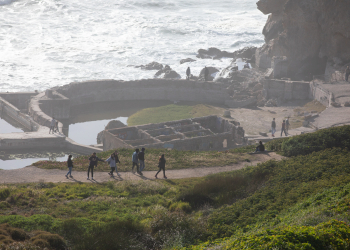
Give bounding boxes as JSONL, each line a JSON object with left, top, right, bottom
{"left": 0, "top": 152, "right": 284, "bottom": 183}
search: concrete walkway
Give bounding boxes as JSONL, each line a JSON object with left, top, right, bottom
{"left": 0, "top": 152, "right": 284, "bottom": 184}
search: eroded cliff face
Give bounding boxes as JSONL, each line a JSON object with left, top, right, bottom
{"left": 256, "top": 0, "right": 350, "bottom": 80}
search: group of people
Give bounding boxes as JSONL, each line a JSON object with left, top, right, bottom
{"left": 271, "top": 117, "right": 290, "bottom": 137}
{"left": 186, "top": 66, "right": 210, "bottom": 81}
{"left": 49, "top": 117, "right": 59, "bottom": 134}
{"left": 65, "top": 149, "right": 167, "bottom": 180}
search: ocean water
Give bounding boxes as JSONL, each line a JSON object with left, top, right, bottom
{"left": 0, "top": 0, "right": 266, "bottom": 92}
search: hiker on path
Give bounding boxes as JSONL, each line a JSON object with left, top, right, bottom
{"left": 271, "top": 118, "right": 276, "bottom": 137}
{"left": 49, "top": 117, "right": 56, "bottom": 134}
{"left": 106, "top": 154, "right": 118, "bottom": 177}
{"left": 346, "top": 66, "right": 350, "bottom": 82}
{"left": 88, "top": 152, "right": 105, "bottom": 180}
{"left": 65, "top": 155, "right": 73, "bottom": 178}
{"left": 155, "top": 154, "right": 167, "bottom": 179}
{"left": 255, "top": 141, "right": 265, "bottom": 153}
{"left": 204, "top": 66, "right": 209, "bottom": 82}
{"left": 54, "top": 120, "right": 59, "bottom": 133}
{"left": 132, "top": 148, "right": 140, "bottom": 174}
{"left": 138, "top": 148, "right": 146, "bottom": 174}
{"left": 186, "top": 67, "right": 191, "bottom": 80}
{"left": 113, "top": 151, "right": 121, "bottom": 176}
{"left": 285, "top": 118, "right": 290, "bottom": 133}
{"left": 281, "top": 120, "right": 287, "bottom": 137}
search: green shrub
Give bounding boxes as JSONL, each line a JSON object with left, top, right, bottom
{"left": 0, "top": 189, "right": 10, "bottom": 201}
{"left": 266, "top": 125, "right": 350, "bottom": 157}
{"left": 31, "top": 231, "right": 66, "bottom": 250}
{"left": 169, "top": 202, "right": 192, "bottom": 213}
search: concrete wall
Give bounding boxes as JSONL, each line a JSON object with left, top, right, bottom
{"left": 0, "top": 136, "right": 66, "bottom": 150}
{"left": 55, "top": 79, "right": 230, "bottom": 107}
{"left": 309, "top": 82, "right": 332, "bottom": 107}
{"left": 263, "top": 79, "right": 310, "bottom": 100}
{"left": 0, "top": 92, "right": 36, "bottom": 110}
{"left": 0, "top": 97, "right": 40, "bottom": 132}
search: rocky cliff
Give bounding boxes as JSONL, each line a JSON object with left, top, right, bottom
{"left": 255, "top": 0, "right": 350, "bottom": 80}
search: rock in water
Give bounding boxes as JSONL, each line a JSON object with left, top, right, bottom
{"left": 180, "top": 58, "right": 196, "bottom": 64}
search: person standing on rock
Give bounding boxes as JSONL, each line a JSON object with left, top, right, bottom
{"left": 87, "top": 152, "right": 105, "bottom": 180}
{"left": 65, "top": 155, "right": 73, "bottom": 178}
{"left": 138, "top": 148, "right": 146, "bottom": 174}
{"left": 186, "top": 67, "right": 191, "bottom": 80}
{"left": 49, "top": 117, "right": 56, "bottom": 134}
{"left": 204, "top": 66, "right": 209, "bottom": 82}
{"left": 155, "top": 154, "right": 167, "bottom": 179}
{"left": 346, "top": 66, "right": 350, "bottom": 82}
{"left": 281, "top": 120, "right": 287, "bottom": 137}
{"left": 271, "top": 118, "right": 276, "bottom": 137}
{"left": 132, "top": 148, "right": 140, "bottom": 174}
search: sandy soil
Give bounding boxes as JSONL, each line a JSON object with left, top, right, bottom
{"left": 0, "top": 152, "right": 284, "bottom": 184}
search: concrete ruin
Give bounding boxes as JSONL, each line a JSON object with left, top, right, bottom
{"left": 102, "top": 115, "right": 245, "bottom": 151}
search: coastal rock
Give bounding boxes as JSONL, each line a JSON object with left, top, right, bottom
{"left": 163, "top": 70, "right": 181, "bottom": 79}
{"left": 231, "top": 47, "right": 257, "bottom": 60}
{"left": 136, "top": 61, "right": 163, "bottom": 70}
{"left": 97, "top": 120, "right": 126, "bottom": 144}
{"left": 155, "top": 65, "right": 171, "bottom": 77}
{"left": 199, "top": 67, "right": 219, "bottom": 81}
{"left": 197, "top": 47, "right": 234, "bottom": 59}
{"left": 256, "top": 0, "right": 350, "bottom": 79}
{"left": 180, "top": 58, "right": 196, "bottom": 64}
{"left": 344, "top": 102, "right": 350, "bottom": 107}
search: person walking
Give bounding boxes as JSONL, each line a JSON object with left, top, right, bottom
{"left": 155, "top": 154, "right": 167, "bottom": 179}
{"left": 132, "top": 148, "right": 140, "bottom": 174}
{"left": 138, "top": 148, "right": 146, "bottom": 174}
{"left": 49, "top": 117, "right": 56, "bottom": 134}
{"left": 113, "top": 151, "right": 121, "bottom": 176}
{"left": 106, "top": 154, "right": 117, "bottom": 177}
{"left": 186, "top": 67, "right": 191, "bottom": 80}
{"left": 285, "top": 118, "right": 290, "bottom": 134}
{"left": 281, "top": 120, "right": 287, "bottom": 137}
{"left": 65, "top": 155, "right": 73, "bottom": 178}
{"left": 271, "top": 118, "right": 276, "bottom": 137}
{"left": 346, "top": 66, "right": 350, "bottom": 82}
{"left": 204, "top": 66, "right": 209, "bottom": 82}
{"left": 87, "top": 152, "right": 105, "bottom": 180}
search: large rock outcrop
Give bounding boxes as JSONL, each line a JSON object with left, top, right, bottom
{"left": 256, "top": 0, "right": 350, "bottom": 80}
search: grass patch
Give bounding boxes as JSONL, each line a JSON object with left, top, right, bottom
{"left": 32, "top": 148, "right": 255, "bottom": 172}
{"left": 127, "top": 104, "right": 219, "bottom": 126}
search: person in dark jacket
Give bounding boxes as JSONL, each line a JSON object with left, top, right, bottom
{"left": 132, "top": 148, "right": 140, "bottom": 174}
{"left": 281, "top": 120, "right": 287, "bottom": 137}
{"left": 346, "top": 66, "right": 350, "bottom": 82}
{"left": 138, "top": 148, "right": 146, "bottom": 174}
{"left": 87, "top": 152, "right": 105, "bottom": 180}
{"left": 204, "top": 66, "right": 209, "bottom": 82}
{"left": 186, "top": 67, "right": 191, "bottom": 80}
{"left": 65, "top": 155, "right": 73, "bottom": 178}
{"left": 113, "top": 151, "right": 121, "bottom": 176}
{"left": 255, "top": 141, "right": 265, "bottom": 152}
{"left": 155, "top": 154, "right": 167, "bottom": 179}
{"left": 271, "top": 118, "right": 276, "bottom": 137}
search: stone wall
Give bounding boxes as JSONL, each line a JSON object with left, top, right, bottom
{"left": 55, "top": 79, "right": 230, "bottom": 107}
{"left": 263, "top": 79, "right": 310, "bottom": 100}
{"left": 0, "top": 92, "right": 36, "bottom": 110}
{"left": 103, "top": 115, "right": 245, "bottom": 151}
{"left": 309, "top": 82, "right": 332, "bottom": 107}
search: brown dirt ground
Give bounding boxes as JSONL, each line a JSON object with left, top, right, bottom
{"left": 0, "top": 152, "right": 284, "bottom": 184}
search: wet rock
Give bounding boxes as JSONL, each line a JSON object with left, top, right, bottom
{"left": 198, "top": 67, "right": 219, "bottom": 81}
{"left": 344, "top": 102, "right": 350, "bottom": 107}
{"left": 197, "top": 47, "right": 234, "bottom": 59}
{"left": 136, "top": 61, "right": 163, "bottom": 70}
{"left": 155, "top": 65, "right": 171, "bottom": 77}
{"left": 180, "top": 58, "right": 196, "bottom": 64}
{"left": 231, "top": 47, "right": 257, "bottom": 60}
{"left": 331, "top": 102, "right": 341, "bottom": 107}
{"left": 97, "top": 120, "right": 126, "bottom": 144}
{"left": 164, "top": 70, "right": 181, "bottom": 79}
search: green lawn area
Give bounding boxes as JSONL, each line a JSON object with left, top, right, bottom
{"left": 127, "top": 104, "right": 219, "bottom": 126}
